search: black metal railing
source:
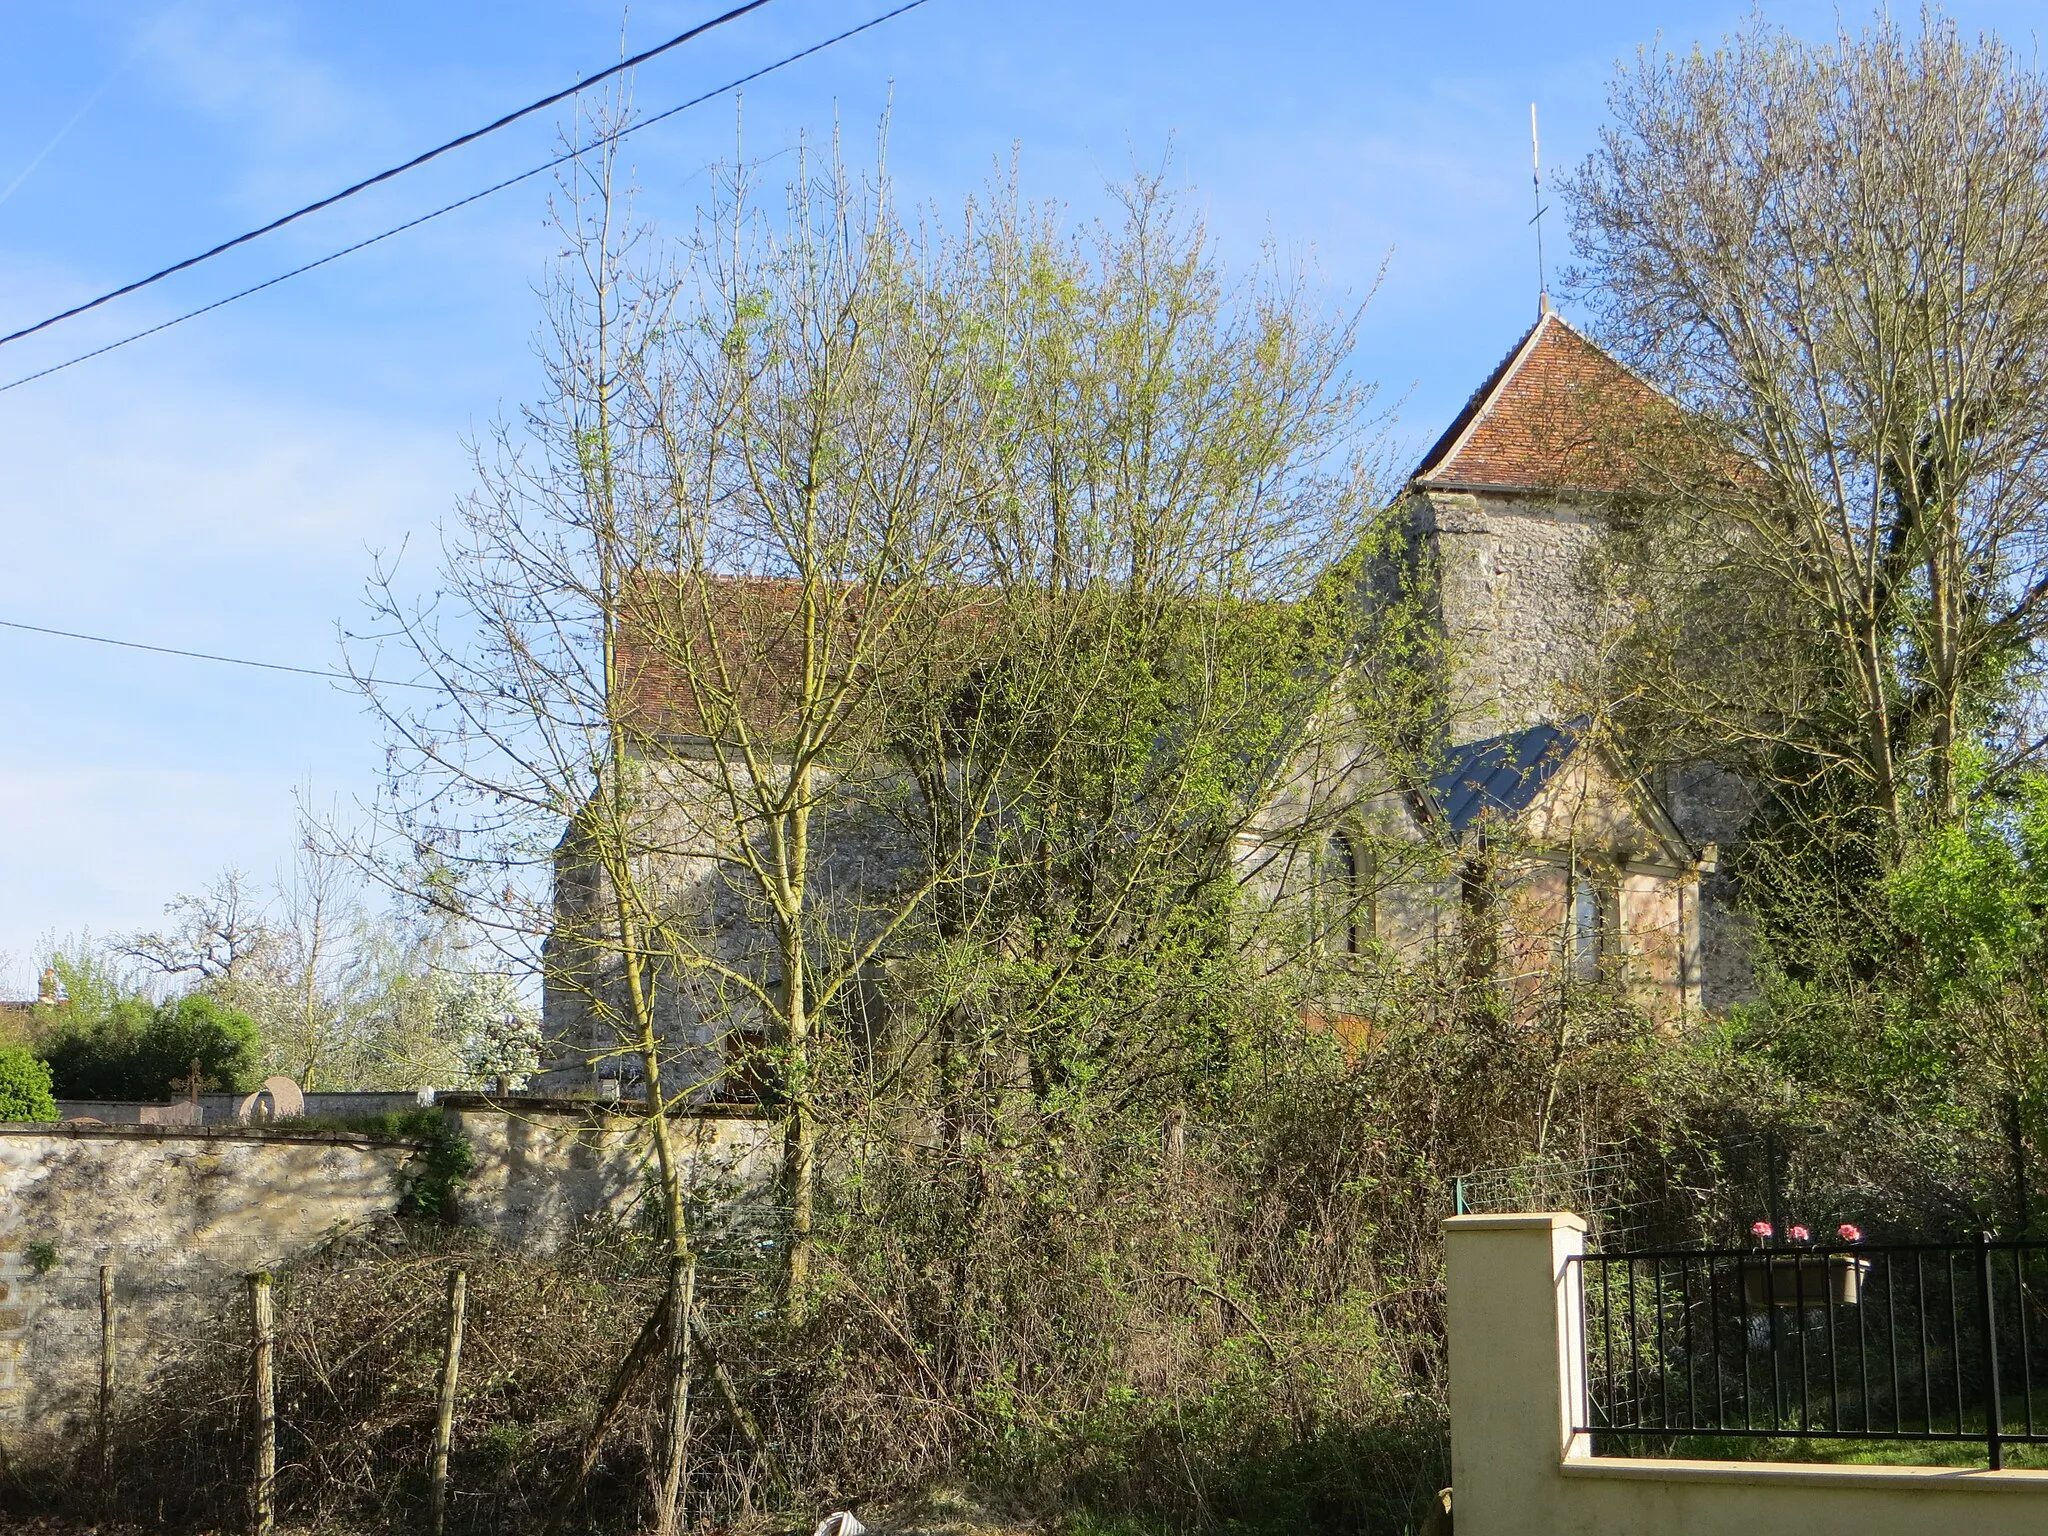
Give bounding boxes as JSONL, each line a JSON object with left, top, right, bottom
{"left": 1571, "top": 1236, "right": 2048, "bottom": 1468}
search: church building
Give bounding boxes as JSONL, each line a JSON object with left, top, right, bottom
{"left": 1229, "top": 308, "right": 1724, "bottom": 1028}
{"left": 541, "top": 308, "right": 1737, "bottom": 1096}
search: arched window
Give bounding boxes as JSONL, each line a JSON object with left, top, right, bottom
{"left": 1321, "top": 831, "right": 1374, "bottom": 956}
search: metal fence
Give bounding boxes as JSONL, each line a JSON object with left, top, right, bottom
{"left": 1571, "top": 1237, "right": 2048, "bottom": 1468}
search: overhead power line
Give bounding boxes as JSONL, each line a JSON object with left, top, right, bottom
{"left": 0, "top": 0, "right": 934, "bottom": 395}
{"left": 0, "top": 0, "right": 777, "bottom": 351}
{"left": 0, "top": 616, "right": 438, "bottom": 691}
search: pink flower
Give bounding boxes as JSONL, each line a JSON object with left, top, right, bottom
{"left": 1838, "top": 1224, "right": 1864, "bottom": 1243}
{"left": 1751, "top": 1221, "right": 1773, "bottom": 1238}
{"left": 1788, "top": 1225, "right": 1811, "bottom": 1241}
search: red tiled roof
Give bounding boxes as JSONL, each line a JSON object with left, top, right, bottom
{"left": 612, "top": 575, "right": 999, "bottom": 743}
{"left": 612, "top": 576, "right": 815, "bottom": 741}
{"left": 1410, "top": 311, "right": 1677, "bottom": 494}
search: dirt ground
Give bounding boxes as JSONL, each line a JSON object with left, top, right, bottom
{"left": 0, "top": 1487, "right": 1050, "bottom": 1536}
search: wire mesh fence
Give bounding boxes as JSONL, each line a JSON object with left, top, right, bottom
{"left": 0, "top": 1215, "right": 796, "bottom": 1534}
{"left": 1449, "top": 1148, "right": 1646, "bottom": 1249}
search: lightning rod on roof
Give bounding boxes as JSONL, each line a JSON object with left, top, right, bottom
{"left": 1530, "top": 103, "right": 1550, "bottom": 316}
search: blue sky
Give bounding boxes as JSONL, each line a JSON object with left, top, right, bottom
{"left": 0, "top": 0, "right": 2038, "bottom": 987}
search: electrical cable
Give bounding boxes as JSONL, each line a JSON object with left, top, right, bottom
{"left": 0, "top": 0, "right": 776, "bottom": 350}
{"left": 0, "top": 0, "right": 934, "bottom": 395}
{"left": 0, "top": 616, "right": 439, "bottom": 690}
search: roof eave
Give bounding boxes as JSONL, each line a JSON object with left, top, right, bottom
{"left": 1409, "top": 476, "right": 1625, "bottom": 498}
{"left": 1406, "top": 312, "right": 1555, "bottom": 485}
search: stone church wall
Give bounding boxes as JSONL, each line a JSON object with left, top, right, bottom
{"left": 1414, "top": 485, "right": 1754, "bottom": 1009}
{"left": 1664, "top": 760, "right": 1761, "bottom": 1012}
{"left": 1410, "top": 487, "right": 1611, "bottom": 743}
{"left": 541, "top": 747, "right": 914, "bottom": 1098}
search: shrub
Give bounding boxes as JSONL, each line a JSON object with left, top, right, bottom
{"left": 0, "top": 1229, "right": 669, "bottom": 1533}
{"left": 40, "top": 993, "right": 259, "bottom": 1101}
{"left": 0, "top": 1045, "right": 55, "bottom": 1121}
{"left": 398, "top": 1118, "right": 477, "bottom": 1222}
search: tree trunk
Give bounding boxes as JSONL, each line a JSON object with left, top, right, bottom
{"left": 654, "top": 1256, "right": 696, "bottom": 1534}
{"left": 783, "top": 1080, "right": 816, "bottom": 1309}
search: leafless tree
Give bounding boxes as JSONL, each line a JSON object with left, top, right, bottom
{"left": 1566, "top": 13, "right": 2048, "bottom": 841}
{"left": 122, "top": 870, "right": 274, "bottom": 986}
{"left": 348, "top": 103, "right": 716, "bottom": 1526}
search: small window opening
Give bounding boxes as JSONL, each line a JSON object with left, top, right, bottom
{"left": 1569, "top": 865, "right": 1619, "bottom": 980}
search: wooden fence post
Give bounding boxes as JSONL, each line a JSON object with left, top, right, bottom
{"left": 430, "top": 1267, "right": 468, "bottom": 1536}
{"left": 97, "top": 1263, "right": 115, "bottom": 1513}
{"left": 248, "top": 1271, "right": 275, "bottom": 1536}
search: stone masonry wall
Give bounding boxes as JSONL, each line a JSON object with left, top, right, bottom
{"left": 1412, "top": 487, "right": 1610, "bottom": 744}
{"left": 542, "top": 749, "right": 913, "bottom": 1097}
{"left": 0, "top": 1123, "right": 417, "bottom": 1444}
{"left": 1412, "top": 485, "right": 1756, "bottom": 1007}
{"left": 444, "top": 1096, "right": 778, "bottom": 1250}
{"left": 0, "top": 1103, "right": 776, "bottom": 1450}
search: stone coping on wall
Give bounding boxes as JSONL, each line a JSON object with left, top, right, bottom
{"left": 1563, "top": 1457, "right": 2048, "bottom": 1493}
{"left": 0, "top": 1095, "right": 772, "bottom": 1143}
{"left": 435, "top": 1092, "right": 773, "bottom": 1121}
{"left": 0, "top": 1119, "right": 430, "bottom": 1147}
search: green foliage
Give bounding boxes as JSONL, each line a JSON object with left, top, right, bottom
{"left": 39, "top": 992, "right": 260, "bottom": 1102}
{"left": 396, "top": 1116, "right": 476, "bottom": 1222}
{"left": 742, "top": 961, "right": 1666, "bottom": 1533}
{"left": 1693, "top": 761, "right": 2048, "bottom": 1239}
{"left": 1884, "top": 766, "right": 2048, "bottom": 1008}
{"left": 23, "top": 1240, "right": 56, "bottom": 1278}
{"left": 0, "top": 1045, "right": 55, "bottom": 1122}
{"left": 1563, "top": 12, "right": 2048, "bottom": 1241}
{"left": 34, "top": 943, "right": 142, "bottom": 1032}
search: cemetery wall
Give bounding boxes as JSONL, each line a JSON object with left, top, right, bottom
{"left": 0, "top": 1103, "right": 775, "bottom": 1446}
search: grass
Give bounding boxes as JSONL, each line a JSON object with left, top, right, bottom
{"left": 1597, "top": 1395, "right": 2048, "bottom": 1469}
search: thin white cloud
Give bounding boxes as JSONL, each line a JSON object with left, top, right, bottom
{"left": 0, "top": 3, "right": 189, "bottom": 212}
{"left": 137, "top": 0, "right": 407, "bottom": 212}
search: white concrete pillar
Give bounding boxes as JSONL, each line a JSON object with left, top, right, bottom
{"left": 1445, "top": 1212, "right": 1587, "bottom": 1536}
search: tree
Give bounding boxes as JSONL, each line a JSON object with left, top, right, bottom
{"left": 33, "top": 939, "right": 144, "bottom": 1030}
{"left": 0, "top": 1046, "right": 55, "bottom": 1122}
{"left": 1559, "top": 14, "right": 2048, "bottom": 1241}
{"left": 350, "top": 110, "right": 1406, "bottom": 1521}
{"left": 229, "top": 843, "right": 374, "bottom": 1091}
{"left": 866, "top": 177, "right": 1415, "bottom": 1165}
{"left": 587, "top": 143, "right": 1017, "bottom": 1308}
{"left": 123, "top": 842, "right": 531, "bottom": 1092}
{"left": 435, "top": 969, "right": 542, "bottom": 1087}
{"left": 123, "top": 869, "right": 274, "bottom": 986}
{"left": 354, "top": 112, "right": 720, "bottom": 1528}
{"left": 1566, "top": 13, "right": 2048, "bottom": 847}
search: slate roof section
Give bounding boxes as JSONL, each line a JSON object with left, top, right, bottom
{"left": 1426, "top": 717, "right": 1589, "bottom": 834}
{"left": 1409, "top": 311, "right": 1674, "bottom": 494}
